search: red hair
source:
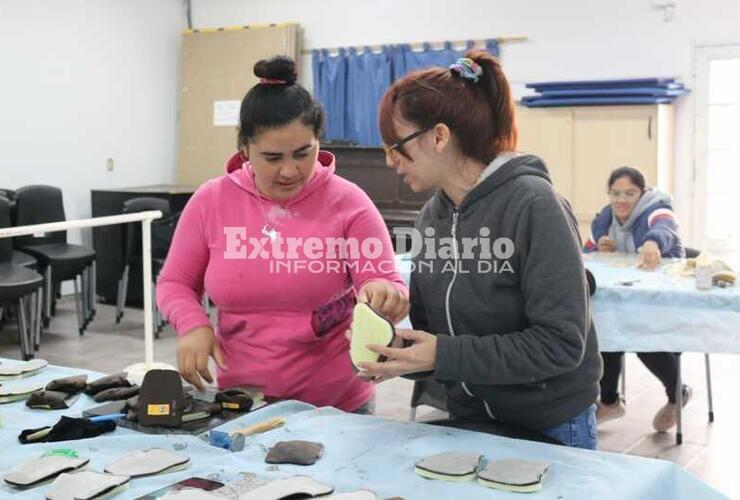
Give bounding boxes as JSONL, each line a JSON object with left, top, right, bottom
{"left": 379, "top": 49, "right": 517, "bottom": 164}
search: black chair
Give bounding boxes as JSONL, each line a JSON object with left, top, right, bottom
{"left": 10, "top": 249, "right": 38, "bottom": 270}
{"left": 0, "top": 190, "right": 37, "bottom": 270}
{"left": 0, "top": 188, "right": 17, "bottom": 223}
{"left": 115, "top": 197, "right": 171, "bottom": 336}
{"left": 14, "top": 185, "right": 96, "bottom": 336}
{"left": 0, "top": 197, "right": 44, "bottom": 359}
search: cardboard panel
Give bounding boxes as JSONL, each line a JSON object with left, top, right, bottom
{"left": 177, "top": 24, "right": 300, "bottom": 187}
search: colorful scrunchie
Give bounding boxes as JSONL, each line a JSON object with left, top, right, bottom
{"left": 449, "top": 57, "right": 483, "bottom": 83}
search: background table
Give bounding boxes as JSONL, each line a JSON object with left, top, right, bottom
{"left": 584, "top": 252, "right": 740, "bottom": 353}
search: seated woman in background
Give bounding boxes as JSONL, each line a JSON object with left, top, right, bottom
{"left": 587, "top": 166, "right": 690, "bottom": 432}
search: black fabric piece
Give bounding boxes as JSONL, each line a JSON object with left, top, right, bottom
{"left": 46, "top": 374, "right": 88, "bottom": 394}
{"left": 26, "top": 390, "right": 77, "bottom": 410}
{"left": 214, "top": 389, "right": 254, "bottom": 412}
{"left": 86, "top": 372, "right": 131, "bottom": 395}
{"left": 19, "top": 416, "right": 116, "bottom": 444}
{"left": 93, "top": 384, "right": 139, "bottom": 403}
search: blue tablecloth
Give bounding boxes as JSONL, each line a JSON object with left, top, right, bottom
{"left": 0, "top": 360, "right": 726, "bottom": 499}
{"left": 584, "top": 253, "right": 740, "bottom": 353}
{"left": 396, "top": 254, "right": 740, "bottom": 354}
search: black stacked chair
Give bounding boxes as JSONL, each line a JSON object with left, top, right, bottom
{"left": 0, "top": 196, "right": 44, "bottom": 359}
{"left": 0, "top": 188, "right": 37, "bottom": 270}
{"left": 14, "top": 185, "right": 96, "bottom": 336}
{"left": 115, "top": 197, "right": 171, "bottom": 336}
{"left": 0, "top": 188, "right": 17, "bottom": 222}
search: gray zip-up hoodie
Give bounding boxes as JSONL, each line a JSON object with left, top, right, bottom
{"left": 409, "top": 154, "right": 602, "bottom": 431}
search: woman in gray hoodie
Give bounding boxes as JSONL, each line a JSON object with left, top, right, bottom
{"left": 357, "top": 50, "right": 602, "bottom": 450}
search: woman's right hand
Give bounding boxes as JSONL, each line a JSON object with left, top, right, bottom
{"left": 177, "top": 326, "right": 227, "bottom": 391}
{"left": 597, "top": 236, "right": 616, "bottom": 253}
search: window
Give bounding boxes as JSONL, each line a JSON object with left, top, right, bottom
{"left": 694, "top": 46, "right": 740, "bottom": 252}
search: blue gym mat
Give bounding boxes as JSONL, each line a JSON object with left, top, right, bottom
{"left": 525, "top": 78, "right": 677, "bottom": 90}
{"left": 539, "top": 87, "right": 687, "bottom": 97}
{"left": 522, "top": 96, "right": 676, "bottom": 107}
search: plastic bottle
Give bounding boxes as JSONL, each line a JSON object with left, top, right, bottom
{"left": 695, "top": 250, "right": 713, "bottom": 290}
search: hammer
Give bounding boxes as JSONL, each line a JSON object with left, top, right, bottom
{"left": 209, "top": 416, "right": 286, "bottom": 452}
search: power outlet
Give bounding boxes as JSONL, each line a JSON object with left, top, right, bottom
{"left": 106, "top": 158, "right": 114, "bottom": 171}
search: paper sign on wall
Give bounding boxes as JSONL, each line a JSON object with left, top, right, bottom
{"left": 213, "top": 100, "right": 241, "bottom": 127}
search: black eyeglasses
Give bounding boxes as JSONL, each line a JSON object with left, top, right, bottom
{"left": 383, "top": 127, "right": 432, "bottom": 158}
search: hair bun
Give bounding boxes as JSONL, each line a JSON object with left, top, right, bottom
{"left": 254, "top": 56, "right": 297, "bottom": 84}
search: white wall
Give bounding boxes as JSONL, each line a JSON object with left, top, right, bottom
{"left": 192, "top": 0, "right": 740, "bottom": 245}
{"left": 0, "top": 0, "right": 186, "bottom": 244}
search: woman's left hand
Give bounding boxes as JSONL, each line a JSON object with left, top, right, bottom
{"left": 358, "top": 328, "right": 437, "bottom": 379}
{"left": 357, "top": 280, "right": 409, "bottom": 324}
{"left": 638, "top": 240, "right": 662, "bottom": 269}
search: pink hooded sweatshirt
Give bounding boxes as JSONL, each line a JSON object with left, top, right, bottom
{"left": 156, "top": 151, "right": 407, "bottom": 412}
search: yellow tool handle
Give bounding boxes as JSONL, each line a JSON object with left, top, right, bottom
{"left": 231, "top": 416, "right": 286, "bottom": 437}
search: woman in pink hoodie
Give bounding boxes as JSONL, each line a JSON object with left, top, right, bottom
{"left": 157, "top": 56, "right": 408, "bottom": 413}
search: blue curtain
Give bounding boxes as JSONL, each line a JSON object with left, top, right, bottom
{"left": 312, "top": 48, "right": 348, "bottom": 140}
{"left": 312, "top": 39, "right": 500, "bottom": 146}
{"left": 346, "top": 47, "right": 393, "bottom": 146}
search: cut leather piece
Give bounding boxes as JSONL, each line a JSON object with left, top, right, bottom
{"left": 324, "top": 491, "right": 378, "bottom": 499}
{"left": 3, "top": 455, "right": 89, "bottom": 488}
{"left": 19, "top": 426, "right": 53, "bottom": 443}
{"left": 181, "top": 411, "right": 210, "bottom": 422}
{"left": 350, "top": 303, "right": 395, "bottom": 370}
{"left": 477, "top": 459, "right": 549, "bottom": 493}
{"left": 46, "top": 374, "right": 88, "bottom": 394}
{"left": 0, "top": 358, "right": 48, "bottom": 380}
{"left": 159, "top": 490, "right": 223, "bottom": 500}
{"left": 265, "top": 440, "right": 325, "bottom": 466}
{"left": 46, "top": 470, "right": 130, "bottom": 500}
{"left": 141, "top": 477, "right": 225, "bottom": 498}
{"left": 0, "top": 380, "right": 44, "bottom": 403}
{"left": 414, "top": 452, "right": 482, "bottom": 482}
{"left": 18, "top": 417, "right": 117, "bottom": 444}
{"left": 104, "top": 448, "right": 189, "bottom": 478}
{"left": 85, "top": 372, "right": 131, "bottom": 396}
{"left": 93, "top": 384, "right": 140, "bottom": 403}
{"left": 242, "top": 475, "right": 334, "bottom": 500}
{"left": 26, "top": 390, "right": 80, "bottom": 410}
{"left": 215, "top": 388, "right": 254, "bottom": 412}
{"left": 82, "top": 400, "right": 128, "bottom": 419}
